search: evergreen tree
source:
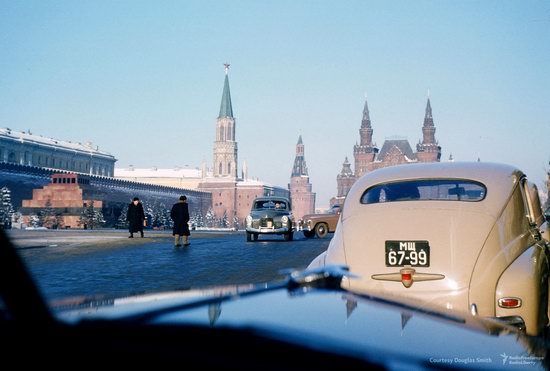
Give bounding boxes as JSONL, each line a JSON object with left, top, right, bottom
{"left": 142, "top": 200, "right": 153, "bottom": 229}
{"left": 149, "top": 201, "right": 168, "bottom": 228}
{"left": 205, "top": 208, "right": 215, "bottom": 228}
{"left": 233, "top": 216, "right": 240, "bottom": 231}
{"left": 93, "top": 207, "right": 105, "bottom": 228}
{"left": 220, "top": 210, "right": 229, "bottom": 228}
{"left": 39, "top": 199, "right": 57, "bottom": 229}
{"left": 0, "top": 186, "right": 14, "bottom": 229}
{"left": 78, "top": 201, "right": 104, "bottom": 229}
{"left": 12, "top": 211, "right": 22, "bottom": 226}
{"left": 29, "top": 214, "right": 41, "bottom": 228}
{"left": 116, "top": 205, "right": 129, "bottom": 229}
{"left": 195, "top": 212, "right": 204, "bottom": 228}
{"left": 189, "top": 214, "right": 201, "bottom": 230}
{"left": 162, "top": 204, "right": 173, "bottom": 229}
{"left": 55, "top": 213, "right": 65, "bottom": 229}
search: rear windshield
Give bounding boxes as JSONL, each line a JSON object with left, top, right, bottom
{"left": 361, "top": 179, "right": 487, "bottom": 204}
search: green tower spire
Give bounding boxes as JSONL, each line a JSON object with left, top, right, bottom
{"left": 218, "top": 64, "right": 233, "bottom": 118}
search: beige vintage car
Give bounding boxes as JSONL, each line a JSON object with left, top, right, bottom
{"left": 309, "top": 162, "right": 550, "bottom": 336}
{"left": 297, "top": 204, "right": 341, "bottom": 239}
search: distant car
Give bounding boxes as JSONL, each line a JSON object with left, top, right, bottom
{"left": 298, "top": 204, "right": 341, "bottom": 239}
{"left": 245, "top": 197, "right": 294, "bottom": 241}
{"left": 309, "top": 162, "right": 550, "bottom": 336}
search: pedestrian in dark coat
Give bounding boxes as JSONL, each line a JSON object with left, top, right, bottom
{"left": 171, "top": 195, "right": 190, "bottom": 247}
{"left": 127, "top": 197, "right": 145, "bottom": 238}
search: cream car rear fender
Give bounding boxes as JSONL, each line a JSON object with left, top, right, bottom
{"left": 495, "top": 244, "right": 549, "bottom": 336}
{"left": 308, "top": 251, "right": 327, "bottom": 269}
{"left": 324, "top": 219, "right": 348, "bottom": 264}
{"left": 308, "top": 219, "right": 349, "bottom": 274}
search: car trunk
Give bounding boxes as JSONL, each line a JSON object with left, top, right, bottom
{"left": 342, "top": 202, "right": 495, "bottom": 311}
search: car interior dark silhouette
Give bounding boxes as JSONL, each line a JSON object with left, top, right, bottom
{"left": 0, "top": 228, "right": 385, "bottom": 368}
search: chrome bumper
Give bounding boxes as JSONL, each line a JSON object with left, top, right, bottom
{"left": 492, "top": 316, "right": 526, "bottom": 332}
{"left": 246, "top": 227, "right": 291, "bottom": 234}
{"left": 296, "top": 220, "right": 312, "bottom": 232}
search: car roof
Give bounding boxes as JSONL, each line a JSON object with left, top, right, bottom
{"left": 345, "top": 162, "right": 524, "bottom": 218}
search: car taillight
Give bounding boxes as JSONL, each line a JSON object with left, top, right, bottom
{"left": 498, "top": 297, "right": 522, "bottom": 308}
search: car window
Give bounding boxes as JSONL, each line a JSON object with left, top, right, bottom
{"left": 361, "top": 179, "right": 487, "bottom": 204}
{"left": 253, "top": 200, "right": 287, "bottom": 210}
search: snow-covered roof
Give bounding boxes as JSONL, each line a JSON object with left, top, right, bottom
{"left": 0, "top": 128, "right": 115, "bottom": 159}
{"left": 237, "top": 179, "right": 288, "bottom": 193}
{"left": 115, "top": 167, "right": 202, "bottom": 178}
{"left": 237, "top": 178, "right": 268, "bottom": 187}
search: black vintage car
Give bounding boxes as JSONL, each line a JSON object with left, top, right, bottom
{"left": 245, "top": 196, "right": 295, "bottom": 241}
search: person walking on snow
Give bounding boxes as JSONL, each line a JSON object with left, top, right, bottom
{"left": 171, "top": 195, "right": 190, "bottom": 247}
{"left": 127, "top": 197, "right": 145, "bottom": 238}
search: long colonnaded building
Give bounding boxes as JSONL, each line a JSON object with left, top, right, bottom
{"left": 0, "top": 128, "right": 116, "bottom": 176}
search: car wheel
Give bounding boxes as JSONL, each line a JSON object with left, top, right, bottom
{"left": 284, "top": 232, "right": 293, "bottom": 241}
{"left": 315, "top": 223, "right": 328, "bottom": 239}
{"left": 303, "top": 230, "right": 315, "bottom": 238}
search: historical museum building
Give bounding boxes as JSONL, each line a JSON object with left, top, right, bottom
{"left": 0, "top": 128, "right": 117, "bottom": 177}
{"left": 332, "top": 98, "right": 441, "bottom": 206}
{"left": 288, "top": 136, "right": 315, "bottom": 221}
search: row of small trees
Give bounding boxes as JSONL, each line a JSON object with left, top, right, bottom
{"left": 0, "top": 186, "right": 106, "bottom": 230}
{"left": 115, "top": 203, "right": 239, "bottom": 230}
{"left": 26, "top": 199, "right": 105, "bottom": 229}
{"left": 115, "top": 201, "right": 173, "bottom": 230}
{"left": 0, "top": 186, "right": 241, "bottom": 230}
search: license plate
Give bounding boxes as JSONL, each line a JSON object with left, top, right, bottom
{"left": 385, "top": 241, "right": 430, "bottom": 267}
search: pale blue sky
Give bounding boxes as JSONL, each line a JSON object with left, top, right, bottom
{"left": 1, "top": 1, "right": 549, "bottom": 206}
